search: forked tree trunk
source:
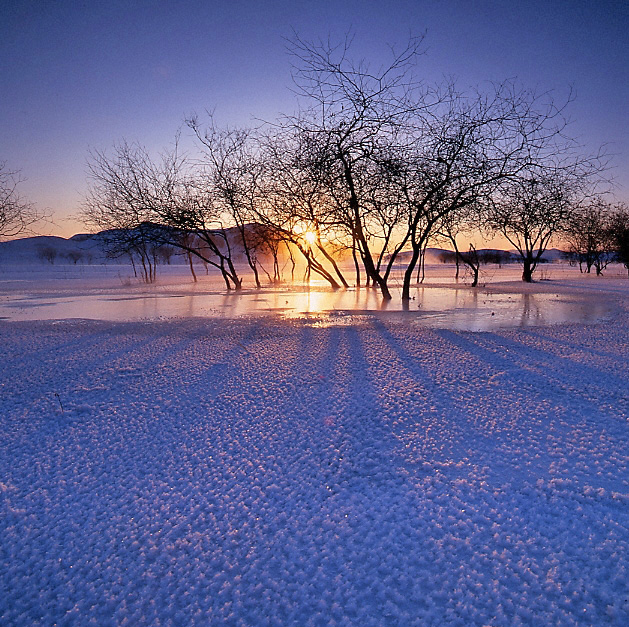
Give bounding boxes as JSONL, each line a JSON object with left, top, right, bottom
{"left": 402, "top": 243, "right": 422, "bottom": 302}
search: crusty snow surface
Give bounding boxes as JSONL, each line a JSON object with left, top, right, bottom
{"left": 1, "top": 274, "right": 628, "bottom": 625}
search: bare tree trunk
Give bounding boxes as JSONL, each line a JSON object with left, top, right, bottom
{"left": 140, "top": 255, "right": 149, "bottom": 283}
{"left": 258, "top": 263, "right": 273, "bottom": 283}
{"left": 352, "top": 240, "right": 361, "bottom": 287}
{"left": 187, "top": 251, "right": 197, "bottom": 282}
{"left": 237, "top": 225, "right": 261, "bottom": 288}
{"left": 316, "top": 239, "right": 348, "bottom": 287}
{"left": 343, "top": 163, "right": 391, "bottom": 299}
{"left": 402, "top": 243, "right": 422, "bottom": 302}
{"left": 287, "top": 245, "right": 296, "bottom": 281}
{"left": 304, "top": 250, "right": 340, "bottom": 288}
{"left": 468, "top": 244, "right": 480, "bottom": 287}
{"left": 251, "top": 263, "right": 261, "bottom": 288}
{"left": 449, "top": 235, "right": 480, "bottom": 287}
{"left": 416, "top": 241, "right": 428, "bottom": 284}
{"left": 225, "top": 256, "right": 242, "bottom": 289}
{"left": 219, "top": 261, "right": 232, "bottom": 290}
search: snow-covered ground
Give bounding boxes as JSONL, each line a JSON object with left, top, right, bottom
{"left": 1, "top": 264, "right": 628, "bottom": 625}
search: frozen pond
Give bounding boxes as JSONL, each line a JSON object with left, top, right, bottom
{"left": 0, "top": 263, "right": 618, "bottom": 331}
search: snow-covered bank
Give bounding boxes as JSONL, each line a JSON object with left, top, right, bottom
{"left": 1, "top": 278, "right": 628, "bottom": 625}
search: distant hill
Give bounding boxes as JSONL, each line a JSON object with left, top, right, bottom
{"left": 537, "top": 248, "right": 566, "bottom": 262}
{"left": 0, "top": 230, "right": 567, "bottom": 267}
{"left": 0, "top": 226, "right": 262, "bottom": 266}
{"left": 0, "top": 234, "right": 108, "bottom": 265}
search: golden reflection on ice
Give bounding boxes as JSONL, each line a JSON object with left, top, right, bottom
{"left": 0, "top": 265, "right": 616, "bottom": 331}
{"left": 277, "top": 286, "right": 389, "bottom": 318}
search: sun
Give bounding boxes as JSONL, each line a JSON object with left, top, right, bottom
{"left": 303, "top": 231, "right": 316, "bottom": 245}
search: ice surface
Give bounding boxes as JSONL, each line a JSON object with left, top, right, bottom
{"left": 0, "top": 262, "right": 620, "bottom": 331}
{"left": 1, "top": 263, "right": 628, "bottom": 625}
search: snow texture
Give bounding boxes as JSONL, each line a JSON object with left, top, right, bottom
{"left": 1, "top": 274, "right": 628, "bottom": 625}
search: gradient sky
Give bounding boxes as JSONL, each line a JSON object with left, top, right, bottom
{"left": 1, "top": 0, "right": 627, "bottom": 237}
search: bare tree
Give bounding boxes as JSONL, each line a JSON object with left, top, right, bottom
{"left": 245, "top": 222, "right": 288, "bottom": 283}
{"left": 156, "top": 179, "right": 244, "bottom": 290}
{"left": 263, "top": 125, "right": 357, "bottom": 286}
{"left": 285, "top": 36, "right": 595, "bottom": 301}
{"left": 608, "top": 203, "right": 629, "bottom": 277}
{"left": 83, "top": 141, "right": 243, "bottom": 288}
{"left": 81, "top": 36, "right": 611, "bottom": 297}
{"left": 435, "top": 207, "right": 484, "bottom": 286}
{"left": 285, "top": 33, "right": 425, "bottom": 299}
{"left": 563, "top": 200, "right": 615, "bottom": 275}
{"left": 486, "top": 164, "right": 603, "bottom": 282}
{"left": 0, "top": 162, "right": 44, "bottom": 239}
{"left": 82, "top": 143, "right": 174, "bottom": 282}
{"left": 37, "top": 245, "right": 58, "bottom": 265}
{"left": 187, "top": 117, "right": 264, "bottom": 287}
{"left": 394, "top": 80, "right": 597, "bottom": 297}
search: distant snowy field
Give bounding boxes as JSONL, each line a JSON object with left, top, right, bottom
{"left": 1, "top": 263, "right": 628, "bottom": 625}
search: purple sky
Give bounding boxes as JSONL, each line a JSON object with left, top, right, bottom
{"left": 1, "top": 0, "right": 627, "bottom": 237}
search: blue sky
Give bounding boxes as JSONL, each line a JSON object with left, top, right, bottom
{"left": 1, "top": 0, "right": 627, "bottom": 236}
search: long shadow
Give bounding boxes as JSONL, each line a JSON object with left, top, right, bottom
{"left": 228, "top": 321, "right": 443, "bottom": 622}
{"left": 318, "top": 324, "right": 409, "bottom": 485}
{"left": 521, "top": 327, "right": 629, "bottom": 361}
{"left": 1, "top": 320, "right": 200, "bottom": 392}
{"left": 368, "top": 318, "right": 482, "bottom": 460}
{"left": 127, "top": 320, "right": 266, "bottom": 457}
{"left": 366, "top": 320, "right": 629, "bottom": 487}
{"left": 0, "top": 320, "right": 268, "bottom": 511}
{"left": 0, "top": 320, "right": 109, "bottom": 366}
{"left": 433, "top": 328, "right": 629, "bottom": 491}
{"left": 0, "top": 321, "right": 216, "bottom": 434}
{"left": 0, "top": 322, "right": 171, "bottom": 432}
{"left": 0, "top": 321, "right": 125, "bottom": 370}
{"left": 443, "top": 330, "right": 628, "bottom": 420}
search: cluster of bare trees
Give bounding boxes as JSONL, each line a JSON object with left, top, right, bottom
{"left": 562, "top": 200, "right": 629, "bottom": 275}
{"left": 82, "top": 36, "right": 621, "bottom": 294}
{"left": 0, "top": 161, "right": 45, "bottom": 240}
